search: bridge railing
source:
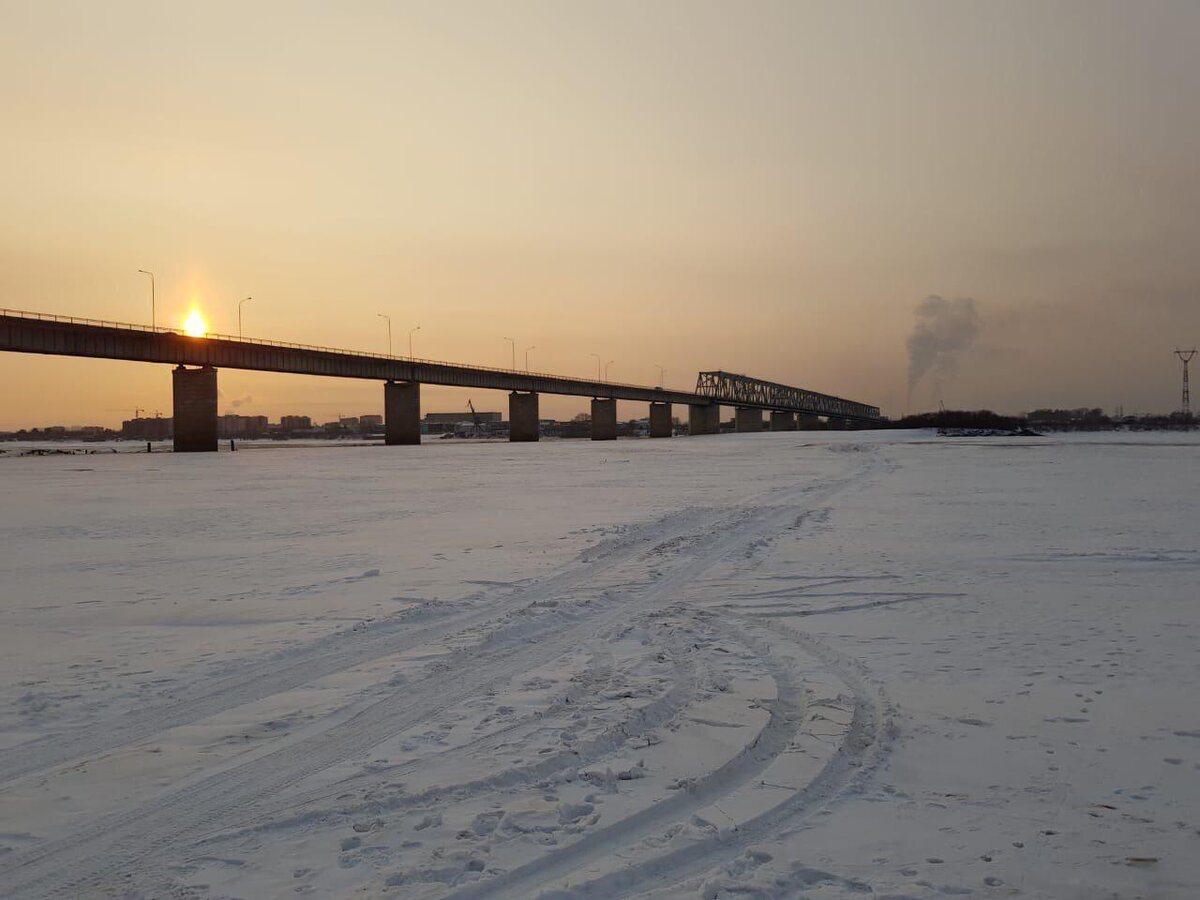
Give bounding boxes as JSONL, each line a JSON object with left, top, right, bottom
{"left": 0, "top": 307, "right": 670, "bottom": 394}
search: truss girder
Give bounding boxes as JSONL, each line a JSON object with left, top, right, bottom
{"left": 695, "top": 371, "right": 880, "bottom": 422}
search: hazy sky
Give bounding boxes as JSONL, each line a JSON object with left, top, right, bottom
{"left": 2, "top": 0, "right": 1198, "bottom": 428}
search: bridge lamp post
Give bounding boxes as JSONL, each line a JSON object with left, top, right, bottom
{"left": 377, "top": 313, "right": 392, "bottom": 356}
{"left": 655, "top": 365, "right": 666, "bottom": 388}
{"left": 137, "top": 269, "right": 155, "bottom": 330}
{"left": 524, "top": 345, "right": 535, "bottom": 371}
{"left": 408, "top": 325, "right": 421, "bottom": 358}
{"left": 605, "top": 360, "right": 615, "bottom": 380}
{"left": 238, "top": 296, "right": 252, "bottom": 339}
{"left": 589, "top": 352, "right": 601, "bottom": 380}
{"left": 504, "top": 336, "right": 516, "bottom": 370}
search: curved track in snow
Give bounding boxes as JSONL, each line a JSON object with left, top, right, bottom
{"left": 0, "top": 451, "right": 888, "bottom": 899}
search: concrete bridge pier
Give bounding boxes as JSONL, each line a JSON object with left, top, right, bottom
{"left": 172, "top": 364, "right": 218, "bottom": 452}
{"left": 735, "top": 407, "right": 763, "bottom": 433}
{"left": 688, "top": 403, "right": 720, "bottom": 436}
{"left": 509, "top": 391, "right": 539, "bottom": 442}
{"left": 797, "top": 414, "right": 822, "bottom": 430}
{"left": 384, "top": 380, "right": 421, "bottom": 445}
{"left": 649, "top": 401, "right": 672, "bottom": 438}
{"left": 590, "top": 398, "right": 618, "bottom": 440}
{"left": 770, "top": 411, "right": 796, "bottom": 431}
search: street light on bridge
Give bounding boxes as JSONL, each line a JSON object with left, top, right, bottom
{"left": 238, "top": 296, "right": 252, "bottom": 339}
{"left": 605, "top": 360, "right": 615, "bottom": 380}
{"left": 377, "top": 313, "right": 392, "bottom": 356}
{"left": 504, "top": 336, "right": 516, "bottom": 370}
{"left": 137, "top": 269, "right": 155, "bottom": 330}
{"left": 655, "top": 365, "right": 666, "bottom": 388}
{"left": 525, "top": 345, "right": 536, "bottom": 371}
{"left": 589, "top": 352, "right": 601, "bottom": 380}
{"left": 408, "top": 325, "right": 421, "bottom": 358}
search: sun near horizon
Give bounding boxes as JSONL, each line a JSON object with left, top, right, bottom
{"left": 182, "top": 309, "right": 208, "bottom": 338}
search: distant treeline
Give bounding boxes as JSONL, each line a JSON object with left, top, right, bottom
{"left": 893, "top": 408, "right": 1196, "bottom": 431}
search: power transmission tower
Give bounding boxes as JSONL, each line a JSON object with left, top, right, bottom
{"left": 1176, "top": 349, "right": 1197, "bottom": 415}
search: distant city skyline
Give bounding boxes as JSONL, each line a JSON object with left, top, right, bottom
{"left": 2, "top": 1, "right": 1198, "bottom": 428}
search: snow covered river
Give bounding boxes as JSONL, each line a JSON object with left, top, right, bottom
{"left": 1, "top": 431, "right": 1197, "bottom": 898}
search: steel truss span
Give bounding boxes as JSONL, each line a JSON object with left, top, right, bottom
{"left": 695, "top": 371, "right": 881, "bottom": 422}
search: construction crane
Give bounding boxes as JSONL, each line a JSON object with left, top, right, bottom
{"left": 106, "top": 407, "right": 144, "bottom": 419}
{"left": 467, "top": 399, "right": 484, "bottom": 437}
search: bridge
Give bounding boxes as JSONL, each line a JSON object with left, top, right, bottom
{"left": 0, "top": 309, "right": 883, "bottom": 451}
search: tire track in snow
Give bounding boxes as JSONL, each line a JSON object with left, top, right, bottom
{"left": 0, "top": 456, "right": 880, "bottom": 898}
{"left": 498, "top": 618, "right": 892, "bottom": 899}
{"left": 2, "top": 601, "right": 631, "bottom": 898}
{"left": 212, "top": 632, "right": 698, "bottom": 844}
{"left": 442, "top": 619, "right": 807, "bottom": 900}
{"left": 0, "top": 504, "right": 746, "bottom": 787}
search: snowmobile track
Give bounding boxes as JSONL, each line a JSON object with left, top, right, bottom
{"left": 0, "top": 456, "right": 879, "bottom": 899}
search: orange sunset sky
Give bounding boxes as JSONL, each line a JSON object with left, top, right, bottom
{"left": 2, "top": 0, "right": 1198, "bottom": 428}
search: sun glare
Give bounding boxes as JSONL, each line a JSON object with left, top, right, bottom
{"left": 183, "top": 309, "right": 208, "bottom": 337}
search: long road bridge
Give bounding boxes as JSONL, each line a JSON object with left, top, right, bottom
{"left": 1, "top": 309, "right": 883, "bottom": 451}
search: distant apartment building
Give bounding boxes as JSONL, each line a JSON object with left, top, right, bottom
{"left": 122, "top": 416, "right": 172, "bottom": 440}
{"left": 279, "top": 415, "right": 312, "bottom": 431}
{"left": 217, "top": 414, "right": 269, "bottom": 438}
{"left": 5, "top": 424, "right": 118, "bottom": 441}
{"left": 359, "top": 414, "right": 383, "bottom": 431}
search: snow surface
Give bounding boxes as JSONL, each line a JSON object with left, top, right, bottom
{"left": 0, "top": 430, "right": 1197, "bottom": 899}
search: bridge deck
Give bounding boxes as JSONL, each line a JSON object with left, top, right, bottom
{"left": 0, "top": 310, "right": 882, "bottom": 422}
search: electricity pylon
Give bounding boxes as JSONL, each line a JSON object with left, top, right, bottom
{"left": 1176, "top": 349, "right": 1197, "bottom": 415}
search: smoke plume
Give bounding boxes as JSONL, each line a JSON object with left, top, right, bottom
{"left": 906, "top": 295, "right": 980, "bottom": 404}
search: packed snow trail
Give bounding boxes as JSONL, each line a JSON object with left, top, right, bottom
{"left": 0, "top": 503, "right": 744, "bottom": 787}
{"left": 0, "top": 449, "right": 882, "bottom": 898}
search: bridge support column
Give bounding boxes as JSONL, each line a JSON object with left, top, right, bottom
{"left": 649, "top": 402, "right": 672, "bottom": 438}
{"left": 797, "top": 414, "right": 822, "bottom": 430}
{"left": 769, "top": 411, "right": 796, "bottom": 431}
{"left": 172, "top": 365, "right": 218, "bottom": 452}
{"left": 688, "top": 403, "right": 719, "bottom": 436}
{"left": 509, "top": 391, "right": 539, "bottom": 442}
{"left": 591, "top": 398, "right": 617, "bottom": 440}
{"left": 736, "top": 407, "right": 763, "bottom": 433}
{"left": 384, "top": 380, "right": 421, "bottom": 445}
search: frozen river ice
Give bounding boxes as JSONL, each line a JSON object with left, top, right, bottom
{"left": 0, "top": 431, "right": 1197, "bottom": 899}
